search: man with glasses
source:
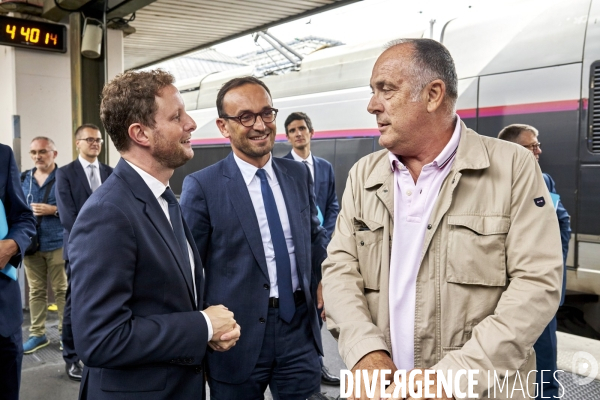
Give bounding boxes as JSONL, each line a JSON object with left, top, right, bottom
{"left": 55, "top": 123, "right": 113, "bottom": 381}
{"left": 498, "top": 123, "right": 571, "bottom": 399}
{"left": 20, "top": 137, "right": 67, "bottom": 356}
{"left": 181, "top": 76, "right": 328, "bottom": 399}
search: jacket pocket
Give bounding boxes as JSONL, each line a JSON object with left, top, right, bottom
{"left": 354, "top": 218, "right": 383, "bottom": 290}
{"left": 100, "top": 367, "right": 167, "bottom": 392}
{"left": 446, "top": 215, "right": 509, "bottom": 286}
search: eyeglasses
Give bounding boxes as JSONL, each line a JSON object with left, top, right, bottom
{"left": 221, "top": 108, "right": 278, "bottom": 127}
{"left": 77, "top": 137, "right": 104, "bottom": 144}
{"left": 29, "top": 149, "right": 52, "bottom": 156}
{"left": 523, "top": 142, "right": 541, "bottom": 151}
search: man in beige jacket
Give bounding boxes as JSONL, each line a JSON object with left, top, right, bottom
{"left": 322, "top": 38, "right": 563, "bottom": 399}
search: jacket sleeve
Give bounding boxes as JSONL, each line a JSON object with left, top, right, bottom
{"left": 322, "top": 169, "right": 390, "bottom": 369}
{"left": 70, "top": 199, "right": 208, "bottom": 368}
{"left": 3, "top": 148, "right": 36, "bottom": 267}
{"left": 55, "top": 168, "right": 78, "bottom": 233}
{"left": 322, "top": 163, "right": 339, "bottom": 241}
{"left": 180, "top": 175, "right": 211, "bottom": 267}
{"left": 433, "top": 154, "right": 563, "bottom": 396}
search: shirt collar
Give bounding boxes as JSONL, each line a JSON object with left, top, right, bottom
{"left": 291, "top": 150, "right": 313, "bottom": 165}
{"left": 388, "top": 115, "right": 462, "bottom": 172}
{"left": 78, "top": 155, "right": 99, "bottom": 170}
{"left": 233, "top": 152, "right": 275, "bottom": 186}
{"left": 124, "top": 160, "right": 168, "bottom": 200}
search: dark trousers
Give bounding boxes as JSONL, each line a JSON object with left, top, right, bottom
{"left": 533, "top": 316, "right": 559, "bottom": 399}
{"left": 209, "top": 302, "right": 320, "bottom": 400}
{"left": 0, "top": 329, "right": 23, "bottom": 400}
{"left": 62, "top": 260, "right": 79, "bottom": 364}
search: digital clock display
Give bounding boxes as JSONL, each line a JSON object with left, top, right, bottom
{"left": 0, "top": 16, "right": 66, "bottom": 53}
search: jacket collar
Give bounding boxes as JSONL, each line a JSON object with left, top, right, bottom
{"left": 364, "top": 120, "right": 489, "bottom": 190}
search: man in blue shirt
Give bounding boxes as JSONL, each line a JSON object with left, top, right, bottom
{"left": 20, "top": 137, "right": 67, "bottom": 355}
{"left": 498, "top": 124, "right": 571, "bottom": 399}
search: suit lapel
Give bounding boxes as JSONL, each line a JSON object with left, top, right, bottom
{"left": 272, "top": 159, "right": 307, "bottom": 282}
{"left": 99, "top": 163, "right": 110, "bottom": 183}
{"left": 74, "top": 159, "right": 92, "bottom": 197}
{"left": 115, "top": 159, "right": 196, "bottom": 306}
{"left": 223, "top": 154, "right": 270, "bottom": 281}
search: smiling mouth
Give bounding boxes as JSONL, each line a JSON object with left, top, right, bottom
{"left": 249, "top": 134, "right": 268, "bottom": 141}
{"left": 180, "top": 137, "right": 191, "bottom": 144}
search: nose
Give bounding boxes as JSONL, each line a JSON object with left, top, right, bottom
{"left": 253, "top": 115, "right": 266, "bottom": 131}
{"left": 184, "top": 113, "right": 197, "bottom": 132}
{"left": 367, "top": 93, "right": 381, "bottom": 115}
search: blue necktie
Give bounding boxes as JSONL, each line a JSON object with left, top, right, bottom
{"left": 161, "top": 188, "right": 191, "bottom": 273}
{"left": 256, "top": 169, "right": 295, "bottom": 323}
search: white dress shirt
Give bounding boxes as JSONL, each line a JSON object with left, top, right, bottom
{"left": 290, "top": 150, "right": 315, "bottom": 182}
{"left": 78, "top": 155, "right": 102, "bottom": 188}
{"left": 125, "top": 160, "right": 212, "bottom": 341}
{"left": 233, "top": 153, "right": 300, "bottom": 297}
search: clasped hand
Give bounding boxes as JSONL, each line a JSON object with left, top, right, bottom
{"left": 203, "top": 305, "right": 241, "bottom": 352}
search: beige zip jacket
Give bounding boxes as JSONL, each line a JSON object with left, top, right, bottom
{"left": 322, "top": 122, "right": 563, "bottom": 399}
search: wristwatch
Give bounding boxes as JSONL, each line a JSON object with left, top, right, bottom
{"left": 54, "top": 208, "right": 59, "bottom": 217}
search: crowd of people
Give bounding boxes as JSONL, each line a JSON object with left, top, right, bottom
{"left": 0, "top": 38, "right": 570, "bottom": 400}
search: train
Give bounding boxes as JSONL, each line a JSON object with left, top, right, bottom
{"left": 172, "top": 0, "right": 600, "bottom": 335}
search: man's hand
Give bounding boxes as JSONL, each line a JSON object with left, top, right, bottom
{"left": 30, "top": 203, "right": 56, "bottom": 217}
{"left": 348, "top": 350, "right": 397, "bottom": 400}
{"left": 0, "top": 239, "right": 18, "bottom": 270}
{"left": 204, "top": 305, "right": 239, "bottom": 352}
{"left": 317, "top": 282, "right": 326, "bottom": 321}
{"left": 393, "top": 368, "right": 453, "bottom": 400}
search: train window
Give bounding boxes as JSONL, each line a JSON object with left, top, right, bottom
{"left": 589, "top": 61, "right": 600, "bottom": 153}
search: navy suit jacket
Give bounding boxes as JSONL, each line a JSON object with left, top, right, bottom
{"left": 180, "top": 153, "right": 328, "bottom": 384}
{"left": 0, "top": 144, "right": 36, "bottom": 338}
{"left": 70, "top": 159, "right": 208, "bottom": 400}
{"left": 55, "top": 158, "right": 112, "bottom": 260}
{"left": 283, "top": 152, "right": 339, "bottom": 243}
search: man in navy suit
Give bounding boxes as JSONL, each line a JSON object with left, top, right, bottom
{"left": 55, "top": 123, "right": 113, "bottom": 381}
{"left": 282, "top": 112, "right": 340, "bottom": 386}
{"left": 69, "top": 70, "right": 240, "bottom": 400}
{"left": 0, "top": 143, "right": 36, "bottom": 400}
{"left": 180, "top": 76, "right": 329, "bottom": 400}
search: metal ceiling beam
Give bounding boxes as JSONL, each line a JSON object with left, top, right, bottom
{"left": 107, "top": 0, "right": 157, "bottom": 19}
{"left": 132, "top": 0, "right": 361, "bottom": 70}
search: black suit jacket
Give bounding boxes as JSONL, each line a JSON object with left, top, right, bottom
{"left": 180, "top": 153, "right": 328, "bottom": 384}
{"left": 70, "top": 159, "right": 208, "bottom": 399}
{"left": 283, "top": 151, "right": 339, "bottom": 242}
{"left": 0, "top": 144, "right": 36, "bottom": 338}
{"left": 55, "top": 158, "right": 112, "bottom": 260}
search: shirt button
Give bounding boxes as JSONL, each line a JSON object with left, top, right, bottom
{"left": 259, "top": 317, "right": 266, "bottom": 323}
{"left": 263, "top": 284, "right": 269, "bottom": 290}
{"left": 406, "top": 190, "right": 412, "bottom": 196}
{"left": 360, "top": 241, "right": 364, "bottom": 246}
{"left": 427, "top": 224, "right": 432, "bottom": 230}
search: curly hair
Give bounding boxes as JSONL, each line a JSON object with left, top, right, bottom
{"left": 100, "top": 69, "right": 175, "bottom": 152}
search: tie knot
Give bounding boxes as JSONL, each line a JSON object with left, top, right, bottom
{"left": 89, "top": 164, "right": 96, "bottom": 169}
{"left": 161, "top": 187, "right": 178, "bottom": 205}
{"left": 256, "top": 169, "right": 268, "bottom": 182}
{"left": 302, "top": 160, "right": 308, "bottom": 165}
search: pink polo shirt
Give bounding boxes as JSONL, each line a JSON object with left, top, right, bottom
{"left": 388, "top": 116, "right": 461, "bottom": 370}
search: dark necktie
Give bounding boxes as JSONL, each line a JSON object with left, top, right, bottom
{"left": 161, "top": 187, "right": 192, "bottom": 276}
{"left": 256, "top": 169, "right": 295, "bottom": 323}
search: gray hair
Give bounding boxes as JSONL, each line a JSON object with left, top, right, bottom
{"left": 385, "top": 38, "right": 458, "bottom": 111}
{"left": 31, "top": 136, "right": 56, "bottom": 150}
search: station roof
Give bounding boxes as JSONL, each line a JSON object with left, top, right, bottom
{"left": 123, "top": 0, "right": 360, "bottom": 70}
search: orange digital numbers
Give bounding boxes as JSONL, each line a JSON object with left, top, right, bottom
{"left": 20, "top": 26, "right": 30, "bottom": 42}
{"left": 5, "top": 24, "right": 16, "bottom": 40}
{"left": 30, "top": 28, "right": 40, "bottom": 43}
{"left": 45, "top": 33, "right": 57, "bottom": 45}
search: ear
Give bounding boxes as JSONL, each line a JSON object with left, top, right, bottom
{"left": 309, "top": 130, "right": 314, "bottom": 139}
{"left": 216, "top": 118, "right": 231, "bottom": 139}
{"left": 128, "top": 123, "right": 151, "bottom": 147}
{"left": 426, "top": 79, "right": 446, "bottom": 113}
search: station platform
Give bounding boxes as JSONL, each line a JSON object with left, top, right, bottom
{"left": 19, "top": 310, "right": 600, "bottom": 400}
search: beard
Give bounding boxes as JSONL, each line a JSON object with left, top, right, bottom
{"left": 152, "top": 129, "right": 193, "bottom": 170}
{"left": 230, "top": 128, "right": 275, "bottom": 159}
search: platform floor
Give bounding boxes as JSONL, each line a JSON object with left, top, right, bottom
{"left": 19, "top": 311, "right": 600, "bottom": 400}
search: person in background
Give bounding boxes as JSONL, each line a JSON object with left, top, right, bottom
{"left": 181, "top": 76, "right": 328, "bottom": 399}
{"left": 69, "top": 70, "right": 240, "bottom": 399}
{"left": 0, "top": 143, "right": 36, "bottom": 400}
{"left": 21, "top": 137, "right": 67, "bottom": 355}
{"left": 322, "top": 38, "right": 563, "bottom": 399}
{"left": 282, "top": 111, "right": 340, "bottom": 386}
{"left": 55, "top": 123, "right": 113, "bottom": 381}
{"left": 498, "top": 123, "right": 571, "bottom": 399}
